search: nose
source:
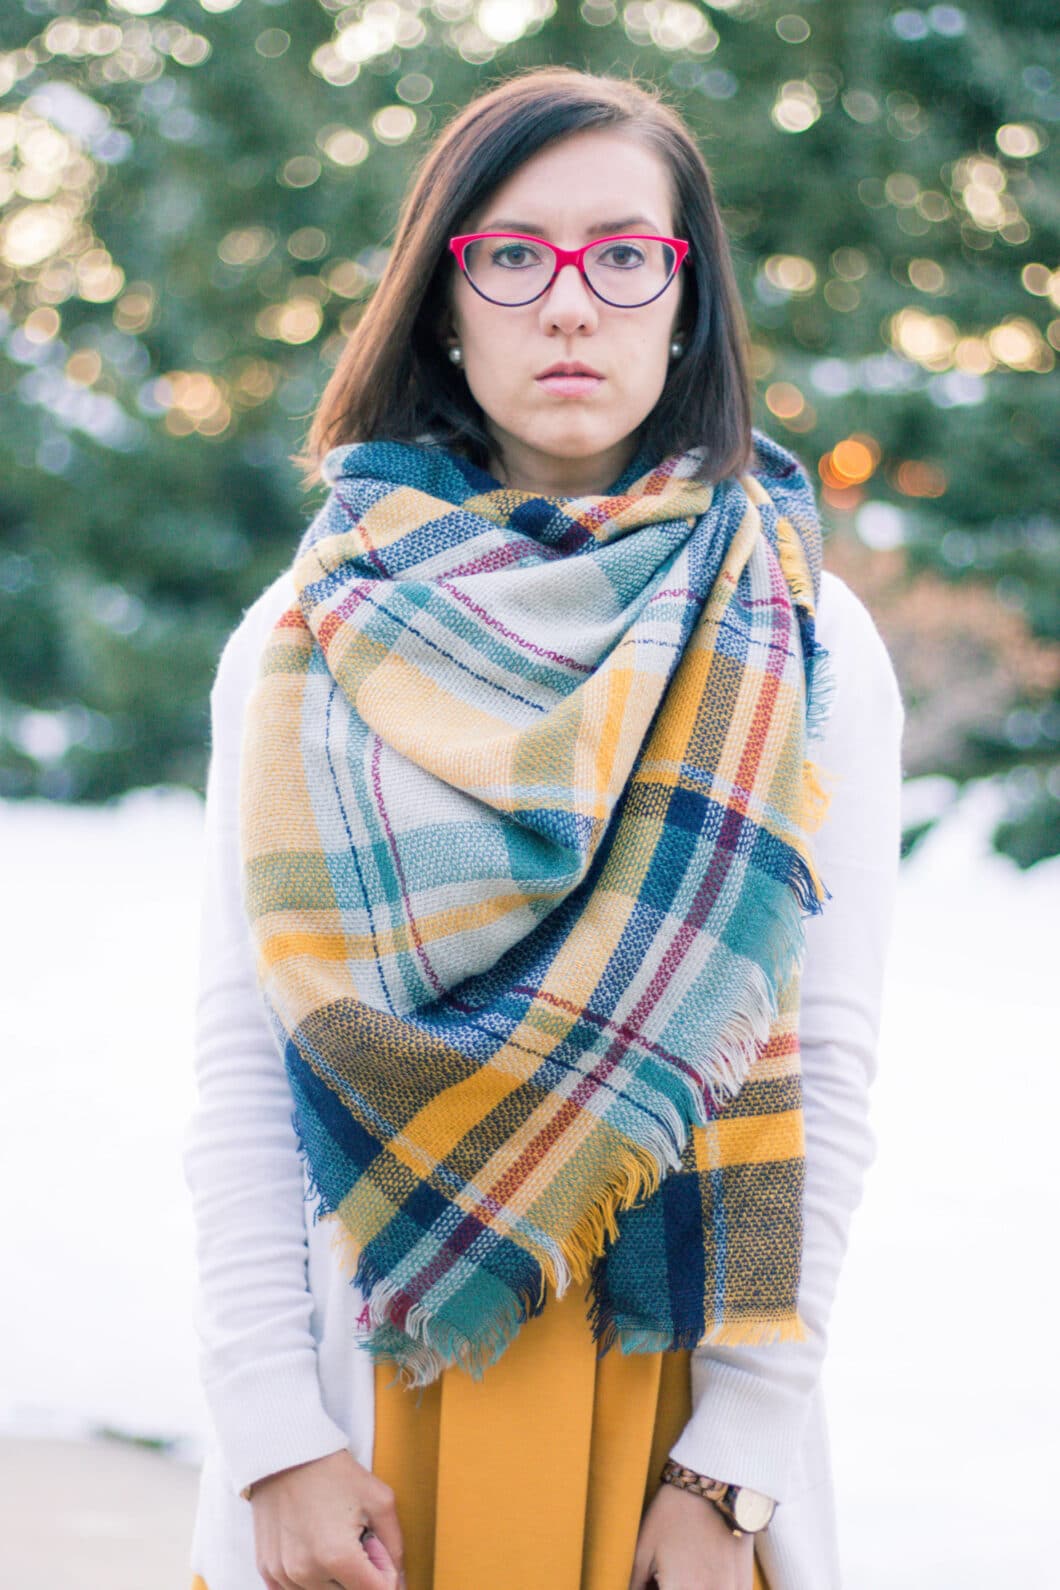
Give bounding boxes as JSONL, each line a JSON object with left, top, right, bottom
{"left": 538, "top": 261, "right": 599, "bottom": 333}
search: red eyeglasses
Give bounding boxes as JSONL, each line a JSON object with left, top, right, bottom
{"left": 448, "top": 232, "right": 691, "bottom": 309}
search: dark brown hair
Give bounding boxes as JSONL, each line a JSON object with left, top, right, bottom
{"left": 293, "top": 66, "right": 755, "bottom": 489}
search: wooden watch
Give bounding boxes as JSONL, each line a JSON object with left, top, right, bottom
{"left": 659, "top": 1458, "right": 777, "bottom": 1537}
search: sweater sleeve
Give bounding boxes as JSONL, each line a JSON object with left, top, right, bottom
{"left": 181, "top": 577, "right": 352, "bottom": 1501}
{"left": 666, "top": 570, "right": 905, "bottom": 1504}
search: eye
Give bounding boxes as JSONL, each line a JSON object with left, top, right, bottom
{"left": 490, "top": 243, "right": 543, "bottom": 269}
{"left": 598, "top": 242, "right": 646, "bottom": 269}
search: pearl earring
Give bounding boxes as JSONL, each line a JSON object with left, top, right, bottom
{"left": 669, "top": 339, "right": 684, "bottom": 361}
{"left": 448, "top": 345, "right": 463, "bottom": 366}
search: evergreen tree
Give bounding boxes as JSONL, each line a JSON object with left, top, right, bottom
{"left": 0, "top": 0, "right": 1056, "bottom": 860}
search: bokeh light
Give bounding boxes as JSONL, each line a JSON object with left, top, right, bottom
{"left": 763, "top": 254, "right": 817, "bottom": 295}
{"left": 892, "top": 458, "right": 948, "bottom": 498}
{"left": 255, "top": 295, "right": 325, "bottom": 346}
{"left": 890, "top": 307, "right": 959, "bottom": 369}
{"left": 372, "top": 106, "right": 417, "bottom": 145}
{"left": 318, "top": 126, "right": 370, "bottom": 168}
{"left": 830, "top": 435, "right": 879, "bottom": 485}
{"left": 155, "top": 368, "right": 232, "bottom": 436}
{"left": 764, "top": 381, "right": 806, "bottom": 421}
{"left": 622, "top": 2, "right": 716, "bottom": 53}
{"left": 995, "top": 123, "right": 1042, "bottom": 159}
{"left": 776, "top": 15, "right": 811, "bottom": 44}
{"left": 771, "top": 80, "right": 821, "bottom": 134}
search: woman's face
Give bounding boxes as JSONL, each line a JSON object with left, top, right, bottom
{"left": 445, "top": 126, "right": 687, "bottom": 496}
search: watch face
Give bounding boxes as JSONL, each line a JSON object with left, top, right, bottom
{"left": 733, "top": 1488, "right": 776, "bottom": 1532}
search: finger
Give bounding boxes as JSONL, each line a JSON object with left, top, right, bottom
{"left": 627, "top": 1546, "right": 656, "bottom": 1590}
{"left": 273, "top": 1529, "right": 396, "bottom": 1590}
{"left": 365, "top": 1536, "right": 405, "bottom": 1590}
{"left": 364, "top": 1512, "right": 405, "bottom": 1584}
{"left": 360, "top": 1531, "right": 397, "bottom": 1574}
{"left": 274, "top": 1556, "right": 363, "bottom": 1590}
{"left": 306, "top": 1541, "right": 398, "bottom": 1590}
{"left": 256, "top": 1563, "right": 299, "bottom": 1590}
{"left": 291, "top": 1569, "right": 368, "bottom": 1590}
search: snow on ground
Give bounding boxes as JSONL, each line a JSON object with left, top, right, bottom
{"left": 824, "top": 779, "right": 1056, "bottom": 1583}
{"left": 1, "top": 776, "right": 1055, "bottom": 1583}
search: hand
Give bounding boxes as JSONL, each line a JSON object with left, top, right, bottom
{"left": 629, "top": 1480, "right": 755, "bottom": 1590}
{"left": 248, "top": 1447, "right": 406, "bottom": 1590}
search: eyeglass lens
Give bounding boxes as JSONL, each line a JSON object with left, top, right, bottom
{"left": 462, "top": 236, "right": 679, "bottom": 306}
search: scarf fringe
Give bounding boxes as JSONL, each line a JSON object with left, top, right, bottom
{"left": 324, "top": 1119, "right": 810, "bottom": 1385}
{"left": 773, "top": 511, "right": 816, "bottom": 610}
{"left": 336, "top": 1223, "right": 555, "bottom": 1388}
{"left": 291, "top": 958, "right": 796, "bottom": 1387}
{"left": 589, "top": 1309, "right": 810, "bottom": 1355}
{"left": 326, "top": 1132, "right": 678, "bottom": 1388}
{"left": 802, "top": 758, "right": 834, "bottom": 837}
{"left": 288, "top": 1105, "right": 340, "bottom": 1226}
{"left": 699, "top": 960, "right": 781, "bottom": 1106}
{"left": 787, "top": 841, "right": 832, "bottom": 918}
{"left": 805, "top": 638, "right": 836, "bottom": 743}
{"left": 316, "top": 1097, "right": 809, "bottom": 1383}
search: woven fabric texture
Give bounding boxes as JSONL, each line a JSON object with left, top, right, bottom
{"left": 238, "top": 427, "right": 834, "bottom": 1387}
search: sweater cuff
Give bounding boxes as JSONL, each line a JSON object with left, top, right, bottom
{"left": 203, "top": 1350, "right": 352, "bottom": 1501}
{"left": 666, "top": 1358, "right": 813, "bottom": 1505}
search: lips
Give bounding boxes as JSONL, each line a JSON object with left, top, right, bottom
{"left": 536, "top": 362, "right": 603, "bottom": 379}
{"left": 536, "top": 374, "right": 603, "bottom": 397}
{"left": 535, "top": 361, "right": 605, "bottom": 399}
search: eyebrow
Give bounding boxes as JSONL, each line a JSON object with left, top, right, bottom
{"left": 480, "top": 215, "right": 662, "bottom": 236}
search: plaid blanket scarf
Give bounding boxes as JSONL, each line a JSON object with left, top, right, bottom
{"left": 238, "top": 427, "right": 834, "bottom": 1387}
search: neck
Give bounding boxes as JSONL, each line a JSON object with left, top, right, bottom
{"left": 485, "top": 431, "right": 638, "bottom": 499}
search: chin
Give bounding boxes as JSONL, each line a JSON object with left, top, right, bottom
{"left": 523, "top": 422, "right": 621, "bottom": 458}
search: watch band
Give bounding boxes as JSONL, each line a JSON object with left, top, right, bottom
{"left": 660, "top": 1458, "right": 729, "bottom": 1506}
{"left": 658, "top": 1458, "right": 776, "bottom": 1536}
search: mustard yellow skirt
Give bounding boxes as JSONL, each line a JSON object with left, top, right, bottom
{"left": 193, "top": 1277, "right": 768, "bottom": 1590}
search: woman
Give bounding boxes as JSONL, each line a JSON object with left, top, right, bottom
{"left": 183, "top": 68, "right": 904, "bottom": 1590}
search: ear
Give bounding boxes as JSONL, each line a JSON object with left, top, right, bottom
{"left": 672, "top": 286, "right": 693, "bottom": 339}
{"left": 434, "top": 306, "right": 459, "bottom": 354}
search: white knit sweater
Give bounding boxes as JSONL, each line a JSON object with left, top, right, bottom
{"left": 182, "top": 563, "right": 904, "bottom": 1590}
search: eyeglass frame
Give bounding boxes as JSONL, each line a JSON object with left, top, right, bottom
{"left": 448, "top": 231, "right": 692, "bottom": 309}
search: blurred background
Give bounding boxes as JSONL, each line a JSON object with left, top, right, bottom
{"left": 1, "top": 1, "right": 1056, "bottom": 1585}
